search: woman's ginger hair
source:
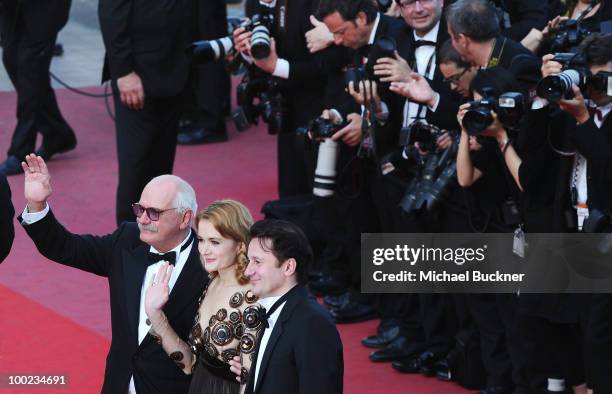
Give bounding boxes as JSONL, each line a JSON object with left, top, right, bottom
{"left": 195, "top": 199, "right": 253, "bottom": 285}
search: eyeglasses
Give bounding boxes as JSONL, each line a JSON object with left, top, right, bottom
{"left": 397, "top": 0, "right": 435, "bottom": 9}
{"left": 132, "top": 203, "right": 177, "bottom": 221}
{"left": 442, "top": 68, "right": 468, "bottom": 85}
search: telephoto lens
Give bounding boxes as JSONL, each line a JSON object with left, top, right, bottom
{"left": 536, "top": 69, "right": 585, "bottom": 102}
{"left": 250, "top": 25, "right": 271, "bottom": 59}
{"left": 188, "top": 37, "right": 233, "bottom": 63}
{"left": 313, "top": 139, "right": 340, "bottom": 197}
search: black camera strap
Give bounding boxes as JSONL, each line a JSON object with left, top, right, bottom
{"left": 404, "top": 51, "right": 436, "bottom": 127}
{"left": 274, "top": 0, "right": 287, "bottom": 52}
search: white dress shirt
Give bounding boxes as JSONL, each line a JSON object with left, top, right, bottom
{"left": 403, "top": 21, "right": 440, "bottom": 128}
{"left": 252, "top": 294, "right": 287, "bottom": 390}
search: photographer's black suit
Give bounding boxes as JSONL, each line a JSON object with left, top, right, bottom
{"left": 245, "top": 0, "right": 327, "bottom": 197}
{"left": 245, "top": 286, "right": 343, "bottom": 394}
{"left": 20, "top": 210, "right": 206, "bottom": 393}
{"left": 99, "top": 0, "right": 198, "bottom": 224}
{"left": 0, "top": 0, "right": 76, "bottom": 163}
{"left": 0, "top": 174, "right": 14, "bottom": 263}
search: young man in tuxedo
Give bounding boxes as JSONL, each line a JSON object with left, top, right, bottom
{"left": 19, "top": 154, "right": 206, "bottom": 394}
{"left": 0, "top": 174, "right": 15, "bottom": 263}
{"left": 231, "top": 219, "right": 343, "bottom": 394}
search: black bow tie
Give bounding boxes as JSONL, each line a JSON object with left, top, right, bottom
{"left": 414, "top": 40, "right": 436, "bottom": 48}
{"left": 147, "top": 232, "right": 194, "bottom": 266}
{"left": 148, "top": 251, "right": 177, "bottom": 266}
{"left": 255, "top": 285, "right": 300, "bottom": 329}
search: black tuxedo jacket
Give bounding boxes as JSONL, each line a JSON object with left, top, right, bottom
{"left": 98, "top": 0, "right": 197, "bottom": 97}
{"left": 245, "top": 0, "right": 327, "bottom": 128}
{"left": 571, "top": 114, "right": 612, "bottom": 214}
{"left": 20, "top": 210, "right": 206, "bottom": 394}
{"left": 0, "top": 0, "right": 71, "bottom": 42}
{"left": 246, "top": 286, "right": 343, "bottom": 394}
{"left": 0, "top": 174, "right": 14, "bottom": 263}
{"left": 491, "top": 35, "right": 541, "bottom": 92}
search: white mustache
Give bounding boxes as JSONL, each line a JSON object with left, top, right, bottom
{"left": 138, "top": 223, "right": 159, "bottom": 233}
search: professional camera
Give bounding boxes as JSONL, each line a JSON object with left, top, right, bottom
{"left": 187, "top": 17, "right": 244, "bottom": 64}
{"left": 344, "top": 37, "right": 397, "bottom": 91}
{"left": 296, "top": 117, "right": 346, "bottom": 197}
{"left": 244, "top": 13, "right": 275, "bottom": 59}
{"left": 586, "top": 70, "right": 612, "bottom": 97}
{"left": 400, "top": 121, "right": 445, "bottom": 152}
{"left": 232, "top": 73, "right": 287, "bottom": 134}
{"left": 549, "top": 19, "right": 593, "bottom": 52}
{"left": 462, "top": 88, "right": 527, "bottom": 135}
{"left": 400, "top": 142, "right": 458, "bottom": 213}
{"left": 536, "top": 52, "right": 589, "bottom": 102}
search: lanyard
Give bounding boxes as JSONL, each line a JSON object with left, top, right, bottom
{"left": 403, "top": 50, "right": 436, "bottom": 127}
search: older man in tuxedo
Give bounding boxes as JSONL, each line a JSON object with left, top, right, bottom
{"left": 19, "top": 154, "right": 206, "bottom": 393}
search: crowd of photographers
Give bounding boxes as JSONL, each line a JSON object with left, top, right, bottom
{"left": 195, "top": 0, "right": 612, "bottom": 392}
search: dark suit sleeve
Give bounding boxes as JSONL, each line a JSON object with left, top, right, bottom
{"left": 99, "top": 0, "right": 134, "bottom": 80}
{"left": 571, "top": 118, "right": 612, "bottom": 165}
{"left": 295, "top": 314, "right": 343, "bottom": 394}
{"left": 20, "top": 209, "right": 120, "bottom": 277}
{"left": 0, "top": 175, "right": 14, "bottom": 263}
{"left": 503, "top": 0, "right": 548, "bottom": 41}
{"left": 427, "top": 79, "right": 461, "bottom": 131}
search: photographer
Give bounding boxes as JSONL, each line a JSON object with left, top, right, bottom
{"left": 310, "top": 0, "right": 408, "bottom": 330}
{"left": 233, "top": 0, "right": 327, "bottom": 198}
{"left": 0, "top": 0, "right": 77, "bottom": 176}
{"left": 541, "top": 33, "right": 612, "bottom": 392}
{"left": 491, "top": 0, "right": 548, "bottom": 42}
{"left": 446, "top": 0, "right": 542, "bottom": 93}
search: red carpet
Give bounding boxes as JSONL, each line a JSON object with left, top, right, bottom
{"left": 0, "top": 86, "right": 470, "bottom": 393}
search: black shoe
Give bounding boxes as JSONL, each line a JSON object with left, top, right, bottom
{"left": 309, "top": 275, "right": 347, "bottom": 296}
{"left": 0, "top": 156, "right": 23, "bottom": 175}
{"left": 324, "top": 292, "right": 350, "bottom": 309}
{"left": 330, "top": 301, "right": 377, "bottom": 324}
{"left": 369, "top": 336, "right": 424, "bottom": 362}
{"left": 36, "top": 132, "right": 77, "bottom": 161}
{"left": 177, "top": 128, "right": 228, "bottom": 145}
{"left": 361, "top": 324, "right": 400, "bottom": 349}
{"left": 479, "top": 386, "right": 513, "bottom": 394}
{"left": 433, "top": 358, "right": 452, "bottom": 381}
{"left": 417, "top": 351, "right": 447, "bottom": 376}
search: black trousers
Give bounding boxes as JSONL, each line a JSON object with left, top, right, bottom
{"left": 113, "top": 87, "right": 184, "bottom": 225}
{"left": 587, "top": 294, "right": 612, "bottom": 393}
{"left": 278, "top": 129, "right": 311, "bottom": 198}
{"left": 1, "top": 23, "right": 74, "bottom": 159}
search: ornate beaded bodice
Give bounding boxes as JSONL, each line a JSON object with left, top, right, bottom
{"left": 188, "top": 285, "right": 264, "bottom": 370}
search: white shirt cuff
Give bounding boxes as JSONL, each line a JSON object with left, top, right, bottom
{"left": 428, "top": 92, "right": 440, "bottom": 112}
{"left": 531, "top": 97, "right": 549, "bottom": 110}
{"left": 272, "top": 58, "right": 289, "bottom": 79}
{"left": 21, "top": 203, "right": 50, "bottom": 225}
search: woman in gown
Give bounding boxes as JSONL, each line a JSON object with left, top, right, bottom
{"left": 145, "top": 199, "right": 264, "bottom": 394}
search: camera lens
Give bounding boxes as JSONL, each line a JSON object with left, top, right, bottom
{"left": 251, "top": 25, "right": 271, "bottom": 59}
{"left": 189, "top": 37, "right": 233, "bottom": 63}
{"left": 462, "top": 107, "right": 493, "bottom": 135}
{"left": 536, "top": 69, "right": 581, "bottom": 102}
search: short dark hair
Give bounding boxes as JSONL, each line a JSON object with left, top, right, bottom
{"left": 580, "top": 33, "right": 612, "bottom": 66}
{"left": 469, "top": 66, "right": 521, "bottom": 98}
{"left": 438, "top": 39, "right": 470, "bottom": 68}
{"left": 317, "top": 0, "right": 378, "bottom": 24}
{"left": 249, "top": 219, "right": 312, "bottom": 285}
{"left": 446, "top": 0, "right": 500, "bottom": 42}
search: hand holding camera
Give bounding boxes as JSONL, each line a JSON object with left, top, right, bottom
{"left": 348, "top": 80, "right": 382, "bottom": 113}
{"left": 559, "top": 84, "right": 590, "bottom": 124}
{"left": 233, "top": 25, "right": 253, "bottom": 57}
{"left": 372, "top": 51, "right": 412, "bottom": 83}
{"left": 253, "top": 38, "right": 278, "bottom": 74}
{"left": 331, "top": 113, "right": 363, "bottom": 147}
{"left": 305, "top": 15, "right": 333, "bottom": 54}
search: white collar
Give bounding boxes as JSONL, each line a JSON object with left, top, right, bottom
{"left": 258, "top": 294, "right": 283, "bottom": 310}
{"left": 597, "top": 101, "right": 612, "bottom": 120}
{"left": 367, "top": 13, "right": 382, "bottom": 45}
{"left": 413, "top": 20, "right": 440, "bottom": 43}
{"left": 259, "top": 0, "right": 276, "bottom": 8}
